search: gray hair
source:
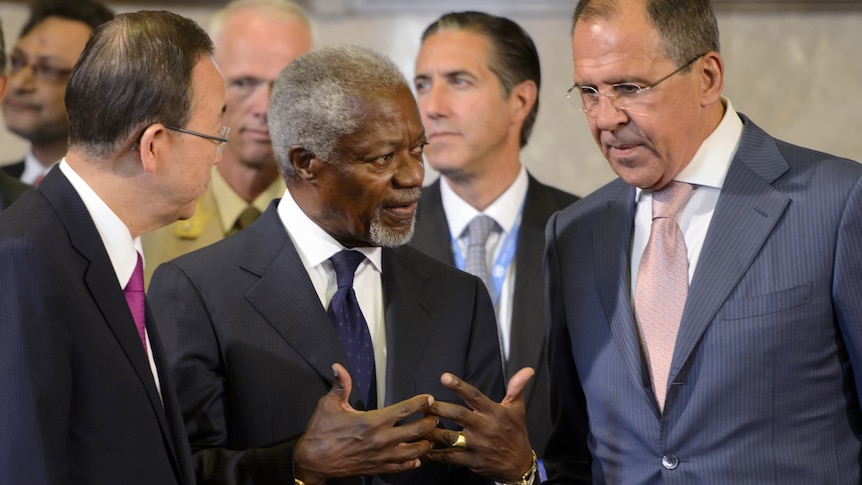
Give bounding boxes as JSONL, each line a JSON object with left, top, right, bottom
{"left": 209, "top": 0, "right": 312, "bottom": 43}
{"left": 572, "top": 0, "right": 720, "bottom": 69}
{"left": 268, "top": 44, "right": 409, "bottom": 180}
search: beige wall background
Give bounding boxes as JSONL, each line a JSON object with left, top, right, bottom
{"left": 0, "top": 1, "right": 859, "bottom": 197}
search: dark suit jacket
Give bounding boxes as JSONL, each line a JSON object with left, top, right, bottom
{"left": 543, "top": 114, "right": 862, "bottom": 484}
{"left": 2, "top": 159, "right": 24, "bottom": 179}
{"left": 0, "top": 169, "right": 195, "bottom": 485}
{"left": 0, "top": 169, "right": 31, "bottom": 210}
{"left": 410, "top": 174, "right": 578, "bottom": 456}
{"left": 148, "top": 202, "right": 506, "bottom": 485}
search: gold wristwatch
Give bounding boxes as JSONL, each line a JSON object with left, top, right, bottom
{"left": 506, "top": 450, "right": 538, "bottom": 485}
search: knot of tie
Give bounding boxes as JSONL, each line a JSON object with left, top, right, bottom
{"left": 229, "top": 206, "right": 262, "bottom": 235}
{"left": 330, "top": 250, "right": 366, "bottom": 289}
{"left": 466, "top": 215, "right": 497, "bottom": 248}
{"left": 652, "top": 181, "right": 693, "bottom": 220}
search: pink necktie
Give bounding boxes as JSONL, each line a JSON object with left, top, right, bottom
{"left": 635, "top": 181, "right": 693, "bottom": 410}
{"left": 124, "top": 252, "right": 147, "bottom": 352}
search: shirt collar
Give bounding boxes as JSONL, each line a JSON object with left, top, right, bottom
{"left": 210, "top": 166, "right": 286, "bottom": 233}
{"left": 440, "top": 165, "right": 528, "bottom": 238}
{"left": 59, "top": 160, "right": 142, "bottom": 288}
{"left": 635, "top": 97, "right": 743, "bottom": 201}
{"left": 276, "top": 188, "right": 382, "bottom": 273}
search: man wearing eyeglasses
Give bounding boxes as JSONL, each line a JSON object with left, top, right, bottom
{"left": 543, "top": 0, "right": 862, "bottom": 483}
{"left": 0, "top": 11, "right": 225, "bottom": 484}
{"left": 142, "top": 0, "right": 313, "bottom": 284}
{"left": 1, "top": 0, "right": 113, "bottom": 186}
{"left": 0, "top": 18, "right": 32, "bottom": 211}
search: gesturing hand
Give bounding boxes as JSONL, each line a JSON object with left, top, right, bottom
{"left": 293, "top": 363, "right": 438, "bottom": 485}
{"left": 425, "top": 367, "right": 535, "bottom": 483}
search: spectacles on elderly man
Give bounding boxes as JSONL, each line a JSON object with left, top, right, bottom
{"left": 132, "top": 125, "right": 230, "bottom": 156}
{"left": 565, "top": 53, "right": 706, "bottom": 116}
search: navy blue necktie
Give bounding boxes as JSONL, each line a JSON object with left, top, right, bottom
{"left": 328, "top": 250, "right": 377, "bottom": 410}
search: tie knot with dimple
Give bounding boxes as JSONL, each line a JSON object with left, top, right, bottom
{"left": 652, "top": 181, "right": 693, "bottom": 220}
{"left": 330, "top": 250, "right": 365, "bottom": 289}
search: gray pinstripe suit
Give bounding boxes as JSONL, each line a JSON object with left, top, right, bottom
{"left": 543, "top": 114, "right": 862, "bottom": 484}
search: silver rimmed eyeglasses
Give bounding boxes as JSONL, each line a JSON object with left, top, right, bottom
{"left": 163, "top": 125, "right": 230, "bottom": 156}
{"left": 565, "top": 53, "right": 706, "bottom": 116}
{"left": 131, "top": 124, "right": 230, "bottom": 156}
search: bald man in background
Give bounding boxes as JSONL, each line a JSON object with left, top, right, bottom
{"left": 143, "top": 0, "right": 313, "bottom": 283}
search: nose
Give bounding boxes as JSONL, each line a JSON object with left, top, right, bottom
{"left": 250, "top": 82, "right": 272, "bottom": 119}
{"left": 8, "top": 65, "right": 36, "bottom": 90}
{"left": 419, "top": 82, "right": 449, "bottom": 120}
{"left": 591, "top": 94, "right": 628, "bottom": 132}
{"left": 393, "top": 152, "right": 424, "bottom": 189}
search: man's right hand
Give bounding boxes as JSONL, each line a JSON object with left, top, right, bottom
{"left": 293, "top": 363, "right": 437, "bottom": 485}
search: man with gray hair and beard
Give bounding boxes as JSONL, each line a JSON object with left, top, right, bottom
{"left": 149, "top": 44, "right": 534, "bottom": 485}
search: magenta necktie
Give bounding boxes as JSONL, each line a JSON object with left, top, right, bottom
{"left": 124, "top": 252, "right": 147, "bottom": 352}
{"left": 635, "top": 181, "right": 693, "bottom": 410}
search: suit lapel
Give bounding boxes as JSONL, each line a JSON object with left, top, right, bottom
{"left": 412, "top": 181, "right": 455, "bottom": 264}
{"left": 508, "top": 177, "right": 553, "bottom": 376}
{"left": 242, "top": 207, "right": 355, "bottom": 399}
{"left": 595, "top": 182, "right": 655, "bottom": 397}
{"left": 40, "top": 170, "right": 182, "bottom": 477}
{"left": 381, "top": 247, "right": 435, "bottom": 406}
{"left": 670, "top": 119, "right": 790, "bottom": 384}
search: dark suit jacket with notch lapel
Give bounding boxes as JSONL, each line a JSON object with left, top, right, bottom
{"left": 148, "top": 201, "right": 506, "bottom": 485}
{"left": 409, "top": 174, "right": 578, "bottom": 457}
{"left": 0, "top": 168, "right": 195, "bottom": 485}
{"left": 543, "top": 113, "right": 862, "bottom": 484}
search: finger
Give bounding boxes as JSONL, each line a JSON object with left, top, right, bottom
{"left": 424, "top": 427, "right": 461, "bottom": 448}
{"left": 427, "top": 399, "right": 475, "bottom": 428}
{"left": 500, "top": 367, "right": 535, "bottom": 406}
{"left": 377, "top": 393, "right": 435, "bottom": 424}
{"left": 379, "top": 415, "right": 440, "bottom": 446}
{"left": 329, "top": 363, "right": 353, "bottom": 409}
{"left": 439, "top": 372, "right": 494, "bottom": 414}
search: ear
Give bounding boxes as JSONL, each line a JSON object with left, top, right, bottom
{"left": 698, "top": 51, "right": 724, "bottom": 107}
{"left": 137, "top": 124, "right": 167, "bottom": 174}
{"left": 508, "top": 79, "right": 538, "bottom": 127}
{"left": 0, "top": 74, "right": 7, "bottom": 101}
{"left": 288, "top": 146, "right": 320, "bottom": 181}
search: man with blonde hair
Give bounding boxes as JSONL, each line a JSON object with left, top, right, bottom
{"left": 143, "top": 0, "right": 313, "bottom": 282}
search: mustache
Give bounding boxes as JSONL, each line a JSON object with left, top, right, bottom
{"left": 383, "top": 187, "right": 422, "bottom": 207}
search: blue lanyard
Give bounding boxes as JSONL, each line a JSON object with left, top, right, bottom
{"left": 452, "top": 209, "right": 523, "bottom": 306}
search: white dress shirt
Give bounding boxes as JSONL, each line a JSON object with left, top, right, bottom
{"left": 277, "top": 189, "right": 388, "bottom": 403}
{"left": 440, "top": 165, "right": 529, "bottom": 362}
{"left": 59, "top": 160, "right": 162, "bottom": 398}
{"left": 630, "top": 98, "right": 744, "bottom": 302}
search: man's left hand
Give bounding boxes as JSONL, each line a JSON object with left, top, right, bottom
{"left": 425, "top": 367, "right": 535, "bottom": 483}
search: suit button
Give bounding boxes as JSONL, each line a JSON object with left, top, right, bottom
{"left": 662, "top": 454, "right": 679, "bottom": 470}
